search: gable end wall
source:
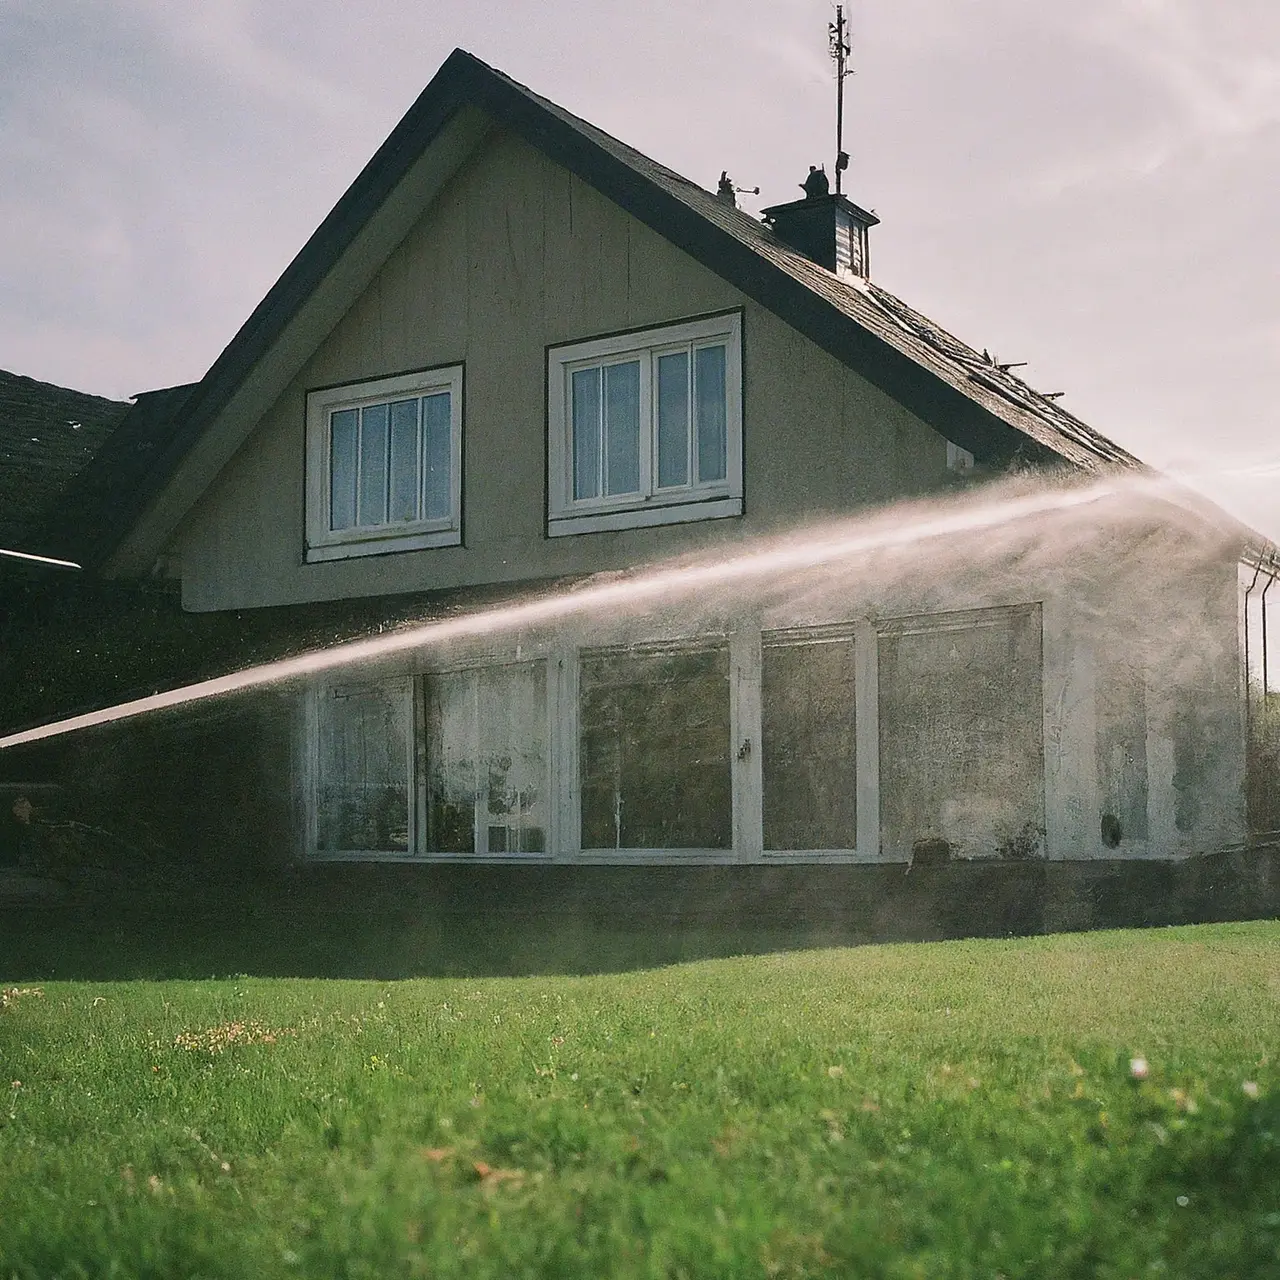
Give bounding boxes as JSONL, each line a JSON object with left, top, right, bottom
{"left": 174, "top": 130, "right": 954, "bottom": 612}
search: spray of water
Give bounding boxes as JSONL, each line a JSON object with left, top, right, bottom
{"left": 0, "top": 546, "right": 82, "bottom": 570}
{"left": 0, "top": 469, "right": 1242, "bottom": 753}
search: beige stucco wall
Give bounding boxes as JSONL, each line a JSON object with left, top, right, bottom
{"left": 173, "top": 129, "right": 953, "bottom": 612}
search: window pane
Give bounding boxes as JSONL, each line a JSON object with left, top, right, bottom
{"left": 479, "top": 664, "right": 548, "bottom": 854}
{"left": 579, "top": 647, "right": 731, "bottom": 849}
{"left": 604, "top": 360, "right": 641, "bottom": 496}
{"left": 878, "top": 607, "right": 1044, "bottom": 861}
{"left": 388, "top": 399, "right": 420, "bottom": 523}
{"left": 315, "top": 683, "right": 410, "bottom": 853}
{"left": 329, "top": 409, "right": 358, "bottom": 531}
{"left": 763, "top": 637, "right": 857, "bottom": 850}
{"left": 656, "top": 351, "right": 690, "bottom": 488}
{"left": 424, "top": 669, "right": 477, "bottom": 853}
{"left": 358, "top": 402, "right": 389, "bottom": 527}
{"left": 694, "top": 345, "right": 727, "bottom": 483}
{"left": 422, "top": 392, "right": 452, "bottom": 521}
{"left": 425, "top": 664, "right": 548, "bottom": 855}
{"left": 572, "top": 367, "right": 601, "bottom": 500}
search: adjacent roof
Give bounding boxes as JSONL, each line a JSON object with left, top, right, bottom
{"left": 60, "top": 49, "right": 1142, "bottom": 570}
{"left": 0, "top": 370, "right": 129, "bottom": 559}
{"left": 51, "top": 381, "right": 197, "bottom": 563}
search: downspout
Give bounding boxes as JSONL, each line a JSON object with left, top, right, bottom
{"left": 1245, "top": 551, "right": 1280, "bottom": 839}
{"left": 1244, "top": 558, "right": 1263, "bottom": 767}
{"left": 1262, "top": 566, "right": 1276, "bottom": 705}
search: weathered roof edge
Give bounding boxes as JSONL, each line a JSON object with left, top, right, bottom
{"left": 73, "top": 48, "right": 1143, "bottom": 570}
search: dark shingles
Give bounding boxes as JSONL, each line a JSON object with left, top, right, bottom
{"left": 45, "top": 383, "right": 196, "bottom": 564}
{"left": 472, "top": 59, "right": 1143, "bottom": 471}
{"left": 0, "top": 370, "right": 130, "bottom": 556}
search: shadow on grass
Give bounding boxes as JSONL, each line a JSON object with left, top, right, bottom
{"left": 3, "top": 851, "right": 1279, "bottom": 981}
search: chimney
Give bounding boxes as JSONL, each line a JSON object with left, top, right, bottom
{"left": 762, "top": 165, "right": 879, "bottom": 281}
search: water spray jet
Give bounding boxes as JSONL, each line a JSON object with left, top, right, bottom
{"left": 0, "top": 472, "right": 1201, "bottom": 754}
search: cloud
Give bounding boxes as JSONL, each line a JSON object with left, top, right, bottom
{"left": 1016, "top": 0, "right": 1280, "bottom": 197}
{"left": 116, "top": 0, "right": 362, "bottom": 120}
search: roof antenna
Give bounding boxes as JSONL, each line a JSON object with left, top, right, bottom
{"left": 829, "top": 4, "right": 852, "bottom": 194}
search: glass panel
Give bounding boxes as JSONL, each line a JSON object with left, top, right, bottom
{"left": 315, "top": 683, "right": 410, "bottom": 852}
{"left": 421, "top": 392, "right": 452, "bottom": 522}
{"left": 388, "top": 399, "right": 420, "bottom": 523}
{"left": 424, "top": 669, "right": 477, "bottom": 853}
{"left": 358, "top": 402, "right": 389, "bottom": 527}
{"left": 572, "top": 367, "right": 601, "bottom": 501}
{"left": 694, "top": 345, "right": 727, "bottom": 483}
{"left": 763, "top": 636, "right": 857, "bottom": 850}
{"left": 479, "top": 664, "right": 548, "bottom": 854}
{"left": 878, "top": 607, "right": 1045, "bottom": 861}
{"left": 329, "top": 409, "right": 358, "bottom": 531}
{"left": 604, "top": 360, "right": 641, "bottom": 496}
{"left": 425, "top": 663, "right": 548, "bottom": 855}
{"left": 656, "top": 351, "right": 690, "bottom": 488}
{"left": 579, "top": 647, "right": 731, "bottom": 849}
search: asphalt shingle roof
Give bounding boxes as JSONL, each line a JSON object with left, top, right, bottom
{"left": 0, "top": 370, "right": 129, "bottom": 558}
{"left": 491, "top": 61, "right": 1141, "bottom": 471}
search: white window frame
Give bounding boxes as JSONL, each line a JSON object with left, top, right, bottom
{"left": 547, "top": 313, "right": 743, "bottom": 537}
{"left": 305, "top": 365, "right": 463, "bottom": 563}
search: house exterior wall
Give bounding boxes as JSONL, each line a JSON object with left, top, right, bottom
{"left": 287, "top": 499, "right": 1247, "bottom": 866}
{"left": 172, "top": 129, "right": 953, "bottom": 613}
{"left": 157, "top": 130, "right": 1248, "bottom": 870}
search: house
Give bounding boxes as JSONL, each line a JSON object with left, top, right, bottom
{"left": 5, "top": 50, "right": 1279, "bottom": 917}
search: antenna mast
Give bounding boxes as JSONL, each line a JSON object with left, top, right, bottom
{"left": 829, "top": 4, "right": 852, "bottom": 194}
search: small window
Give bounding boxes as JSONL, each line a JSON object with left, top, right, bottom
{"left": 946, "top": 440, "right": 974, "bottom": 475}
{"left": 305, "top": 366, "right": 462, "bottom": 561}
{"left": 547, "top": 314, "right": 743, "bottom": 535}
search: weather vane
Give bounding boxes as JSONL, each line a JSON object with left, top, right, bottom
{"left": 829, "top": 4, "right": 852, "bottom": 194}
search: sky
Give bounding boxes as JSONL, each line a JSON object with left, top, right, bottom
{"left": 2, "top": 0, "right": 1277, "bottom": 537}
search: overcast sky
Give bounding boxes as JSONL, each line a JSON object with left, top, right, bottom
{"left": 3, "top": 0, "right": 1277, "bottom": 535}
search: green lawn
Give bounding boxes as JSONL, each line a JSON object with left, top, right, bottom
{"left": 2, "top": 922, "right": 1278, "bottom": 1278}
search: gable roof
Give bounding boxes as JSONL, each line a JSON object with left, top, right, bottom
{"left": 67, "top": 49, "right": 1142, "bottom": 574}
{"left": 0, "top": 369, "right": 130, "bottom": 561}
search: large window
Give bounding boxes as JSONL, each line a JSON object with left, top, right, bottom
{"left": 762, "top": 631, "right": 858, "bottom": 851}
{"left": 306, "top": 609, "right": 1053, "bottom": 864}
{"left": 305, "top": 366, "right": 463, "bottom": 561}
{"left": 547, "top": 314, "right": 743, "bottom": 536}
{"left": 313, "top": 681, "right": 413, "bottom": 854}
{"left": 579, "top": 645, "right": 733, "bottom": 850}
{"left": 423, "top": 663, "right": 548, "bottom": 855}
{"left": 878, "top": 605, "right": 1044, "bottom": 862}
{"left": 310, "top": 664, "right": 548, "bottom": 860}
